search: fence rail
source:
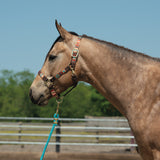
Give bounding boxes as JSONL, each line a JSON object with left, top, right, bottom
{"left": 0, "top": 133, "right": 134, "bottom": 139}
{"left": 0, "top": 116, "right": 128, "bottom": 122}
{"left": 0, "top": 141, "right": 137, "bottom": 147}
{"left": 0, "top": 124, "right": 131, "bottom": 131}
{"left": 0, "top": 116, "right": 137, "bottom": 152}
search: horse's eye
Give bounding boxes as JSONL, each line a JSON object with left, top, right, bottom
{"left": 49, "top": 55, "right": 57, "bottom": 61}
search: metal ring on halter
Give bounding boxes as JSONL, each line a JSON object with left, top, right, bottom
{"left": 56, "top": 96, "right": 64, "bottom": 104}
{"left": 55, "top": 97, "right": 63, "bottom": 115}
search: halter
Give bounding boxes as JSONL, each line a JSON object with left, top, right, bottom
{"left": 38, "top": 36, "right": 82, "bottom": 99}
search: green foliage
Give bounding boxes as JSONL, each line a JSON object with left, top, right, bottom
{"left": 0, "top": 70, "right": 122, "bottom": 118}
{"left": 89, "top": 88, "right": 122, "bottom": 117}
{"left": 0, "top": 70, "right": 39, "bottom": 117}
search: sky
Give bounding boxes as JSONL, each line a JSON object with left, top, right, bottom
{"left": 0, "top": 0, "right": 160, "bottom": 75}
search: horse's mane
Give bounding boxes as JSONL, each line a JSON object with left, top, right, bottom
{"left": 47, "top": 32, "right": 160, "bottom": 63}
{"left": 45, "top": 32, "right": 78, "bottom": 61}
{"left": 48, "top": 32, "right": 78, "bottom": 54}
{"left": 82, "top": 34, "right": 160, "bottom": 63}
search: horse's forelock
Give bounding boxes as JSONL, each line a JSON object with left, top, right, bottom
{"left": 45, "top": 32, "right": 79, "bottom": 62}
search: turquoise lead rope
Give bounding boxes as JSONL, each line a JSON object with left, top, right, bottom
{"left": 40, "top": 98, "right": 63, "bottom": 160}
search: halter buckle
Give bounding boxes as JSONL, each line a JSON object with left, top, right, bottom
{"left": 70, "top": 66, "right": 76, "bottom": 76}
{"left": 72, "top": 48, "right": 79, "bottom": 58}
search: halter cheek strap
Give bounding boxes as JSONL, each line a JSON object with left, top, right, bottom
{"left": 38, "top": 71, "right": 58, "bottom": 97}
{"left": 38, "top": 36, "right": 82, "bottom": 99}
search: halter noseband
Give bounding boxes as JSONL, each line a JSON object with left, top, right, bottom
{"left": 38, "top": 36, "right": 82, "bottom": 99}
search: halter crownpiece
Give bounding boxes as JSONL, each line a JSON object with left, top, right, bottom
{"left": 38, "top": 36, "right": 82, "bottom": 99}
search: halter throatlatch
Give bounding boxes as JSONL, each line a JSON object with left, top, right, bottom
{"left": 38, "top": 36, "right": 82, "bottom": 99}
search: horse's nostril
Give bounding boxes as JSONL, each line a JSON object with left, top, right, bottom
{"left": 29, "top": 89, "right": 38, "bottom": 104}
{"left": 29, "top": 89, "right": 32, "bottom": 98}
{"left": 29, "top": 89, "right": 45, "bottom": 105}
{"left": 40, "top": 94, "right": 44, "bottom": 98}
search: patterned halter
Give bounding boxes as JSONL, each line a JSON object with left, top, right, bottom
{"left": 38, "top": 36, "right": 82, "bottom": 99}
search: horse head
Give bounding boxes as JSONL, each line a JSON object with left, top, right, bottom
{"left": 29, "top": 20, "right": 82, "bottom": 105}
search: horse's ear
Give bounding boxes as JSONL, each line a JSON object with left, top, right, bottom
{"left": 55, "top": 20, "right": 71, "bottom": 40}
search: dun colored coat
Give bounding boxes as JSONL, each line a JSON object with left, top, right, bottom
{"left": 30, "top": 21, "right": 160, "bottom": 160}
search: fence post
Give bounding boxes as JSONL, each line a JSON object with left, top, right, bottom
{"left": 56, "top": 120, "right": 61, "bottom": 153}
{"left": 96, "top": 124, "right": 99, "bottom": 143}
{"left": 18, "top": 122, "right": 24, "bottom": 148}
{"left": 130, "top": 131, "right": 137, "bottom": 153}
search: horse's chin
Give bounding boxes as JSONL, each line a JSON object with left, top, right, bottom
{"left": 37, "top": 95, "right": 51, "bottom": 106}
{"left": 37, "top": 87, "right": 67, "bottom": 106}
{"left": 38, "top": 100, "right": 49, "bottom": 106}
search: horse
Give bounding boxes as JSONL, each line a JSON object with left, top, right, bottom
{"left": 29, "top": 20, "right": 160, "bottom": 160}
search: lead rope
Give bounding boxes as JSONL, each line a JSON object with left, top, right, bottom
{"left": 40, "top": 97, "right": 63, "bottom": 160}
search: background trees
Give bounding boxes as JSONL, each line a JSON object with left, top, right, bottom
{"left": 0, "top": 70, "right": 121, "bottom": 118}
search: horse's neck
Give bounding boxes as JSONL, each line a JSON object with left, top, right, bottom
{"left": 79, "top": 38, "right": 147, "bottom": 117}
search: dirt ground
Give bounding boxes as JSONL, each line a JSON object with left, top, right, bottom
{"left": 0, "top": 144, "right": 135, "bottom": 153}
{"left": 0, "top": 145, "right": 141, "bottom": 160}
{"left": 0, "top": 152, "right": 141, "bottom": 160}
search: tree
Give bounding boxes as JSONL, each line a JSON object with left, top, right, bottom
{"left": 89, "top": 87, "right": 122, "bottom": 116}
{"left": 0, "top": 69, "right": 122, "bottom": 118}
{"left": 0, "top": 70, "right": 39, "bottom": 117}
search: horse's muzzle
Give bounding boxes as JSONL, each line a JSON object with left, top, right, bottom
{"left": 29, "top": 88, "right": 46, "bottom": 105}
{"left": 29, "top": 88, "right": 38, "bottom": 104}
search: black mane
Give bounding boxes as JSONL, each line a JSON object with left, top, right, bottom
{"left": 48, "top": 32, "right": 79, "bottom": 54}
{"left": 46, "top": 32, "right": 160, "bottom": 63}
{"left": 45, "top": 32, "right": 79, "bottom": 61}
